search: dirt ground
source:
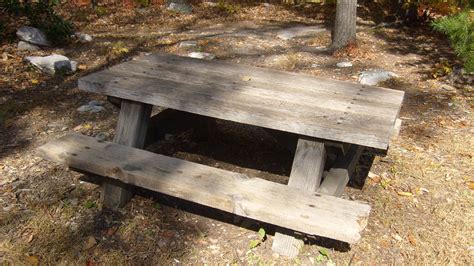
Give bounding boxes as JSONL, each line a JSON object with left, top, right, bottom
{"left": 1, "top": 2, "right": 473, "bottom": 265}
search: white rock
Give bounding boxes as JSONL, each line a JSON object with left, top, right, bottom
{"left": 75, "top": 32, "right": 93, "bottom": 42}
{"left": 359, "top": 69, "right": 398, "bottom": 85}
{"left": 188, "top": 52, "right": 215, "bottom": 60}
{"left": 179, "top": 41, "right": 198, "bottom": 49}
{"left": 18, "top": 41, "right": 40, "bottom": 51}
{"left": 277, "top": 25, "right": 326, "bottom": 40}
{"left": 77, "top": 105, "right": 104, "bottom": 113}
{"left": 26, "top": 54, "right": 77, "bottom": 75}
{"left": 336, "top": 61, "right": 352, "bottom": 68}
{"left": 77, "top": 100, "right": 105, "bottom": 113}
{"left": 16, "top": 26, "right": 51, "bottom": 46}
{"left": 167, "top": 2, "right": 192, "bottom": 13}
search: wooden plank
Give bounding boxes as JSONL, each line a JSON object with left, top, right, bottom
{"left": 272, "top": 138, "right": 326, "bottom": 257}
{"left": 78, "top": 54, "right": 404, "bottom": 150}
{"left": 288, "top": 138, "right": 326, "bottom": 192}
{"left": 102, "top": 100, "right": 152, "bottom": 209}
{"left": 37, "top": 133, "right": 371, "bottom": 243}
{"left": 318, "top": 145, "right": 364, "bottom": 197}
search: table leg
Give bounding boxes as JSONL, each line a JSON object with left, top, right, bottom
{"left": 272, "top": 137, "right": 326, "bottom": 258}
{"left": 102, "top": 99, "right": 152, "bottom": 209}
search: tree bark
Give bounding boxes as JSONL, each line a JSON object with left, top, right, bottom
{"left": 331, "top": 0, "right": 357, "bottom": 51}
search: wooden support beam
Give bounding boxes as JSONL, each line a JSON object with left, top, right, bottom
{"left": 37, "top": 133, "right": 371, "bottom": 243}
{"left": 102, "top": 99, "right": 152, "bottom": 209}
{"left": 318, "top": 145, "right": 363, "bottom": 197}
{"left": 272, "top": 138, "right": 326, "bottom": 258}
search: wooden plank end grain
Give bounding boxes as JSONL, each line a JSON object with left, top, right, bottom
{"left": 36, "top": 133, "right": 371, "bottom": 244}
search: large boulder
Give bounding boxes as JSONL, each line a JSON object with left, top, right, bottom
{"left": 167, "top": 0, "right": 192, "bottom": 13}
{"left": 359, "top": 70, "right": 398, "bottom": 85}
{"left": 26, "top": 54, "right": 77, "bottom": 75}
{"left": 17, "top": 26, "right": 51, "bottom": 46}
{"left": 187, "top": 52, "right": 215, "bottom": 60}
{"left": 277, "top": 25, "right": 326, "bottom": 40}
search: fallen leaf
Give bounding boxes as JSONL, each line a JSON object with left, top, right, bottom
{"left": 407, "top": 234, "right": 417, "bottom": 246}
{"left": 31, "top": 79, "right": 39, "bottom": 85}
{"left": 397, "top": 191, "right": 413, "bottom": 197}
{"left": 73, "top": 125, "right": 83, "bottom": 131}
{"left": 27, "top": 233, "right": 35, "bottom": 243}
{"left": 78, "top": 64, "right": 87, "bottom": 70}
{"left": 83, "top": 236, "right": 97, "bottom": 250}
{"left": 468, "top": 181, "right": 474, "bottom": 190}
{"left": 26, "top": 255, "right": 39, "bottom": 266}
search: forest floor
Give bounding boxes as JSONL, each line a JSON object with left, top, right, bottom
{"left": 1, "top": 2, "right": 473, "bottom": 265}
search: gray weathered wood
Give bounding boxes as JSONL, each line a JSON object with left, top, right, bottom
{"left": 37, "top": 133, "right": 371, "bottom": 243}
{"left": 272, "top": 138, "right": 326, "bottom": 257}
{"left": 102, "top": 100, "right": 152, "bottom": 209}
{"left": 78, "top": 53, "right": 404, "bottom": 150}
{"left": 318, "top": 145, "right": 363, "bottom": 197}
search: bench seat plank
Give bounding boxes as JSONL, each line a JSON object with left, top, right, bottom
{"left": 37, "top": 133, "right": 371, "bottom": 243}
{"left": 79, "top": 54, "right": 404, "bottom": 150}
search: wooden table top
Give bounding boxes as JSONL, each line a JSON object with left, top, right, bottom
{"left": 79, "top": 53, "right": 404, "bottom": 150}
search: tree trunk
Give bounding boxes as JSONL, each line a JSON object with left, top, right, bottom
{"left": 331, "top": 0, "right": 357, "bottom": 51}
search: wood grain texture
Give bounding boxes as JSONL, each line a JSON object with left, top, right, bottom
{"left": 272, "top": 138, "right": 326, "bottom": 257}
{"left": 102, "top": 100, "right": 152, "bottom": 209}
{"left": 37, "top": 133, "right": 371, "bottom": 243}
{"left": 78, "top": 53, "right": 404, "bottom": 150}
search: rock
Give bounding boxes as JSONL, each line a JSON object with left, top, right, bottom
{"left": 336, "top": 61, "right": 352, "bottom": 68}
{"left": 179, "top": 41, "right": 198, "bottom": 49}
{"left": 16, "top": 26, "right": 51, "bottom": 46}
{"left": 17, "top": 41, "right": 40, "bottom": 51}
{"left": 75, "top": 32, "right": 92, "bottom": 42}
{"left": 26, "top": 54, "right": 77, "bottom": 75}
{"left": 441, "top": 84, "right": 456, "bottom": 92}
{"left": 77, "top": 100, "right": 105, "bottom": 113}
{"left": 188, "top": 52, "right": 215, "bottom": 60}
{"left": 95, "top": 132, "right": 108, "bottom": 141}
{"left": 359, "top": 69, "right": 398, "bottom": 85}
{"left": 277, "top": 25, "right": 326, "bottom": 40}
{"left": 167, "top": 2, "right": 193, "bottom": 13}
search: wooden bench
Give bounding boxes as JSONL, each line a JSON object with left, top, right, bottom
{"left": 37, "top": 53, "right": 404, "bottom": 257}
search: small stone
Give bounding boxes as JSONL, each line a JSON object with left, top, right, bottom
{"left": 88, "top": 100, "right": 102, "bottom": 106}
{"left": 359, "top": 69, "right": 398, "bottom": 85}
{"left": 75, "top": 32, "right": 93, "bottom": 42}
{"left": 188, "top": 52, "right": 215, "bottom": 60}
{"left": 18, "top": 41, "right": 40, "bottom": 51}
{"left": 179, "top": 41, "right": 198, "bottom": 49}
{"left": 95, "top": 132, "right": 107, "bottom": 141}
{"left": 336, "top": 61, "right": 352, "bottom": 68}
{"left": 17, "top": 26, "right": 51, "bottom": 46}
{"left": 441, "top": 84, "right": 456, "bottom": 92}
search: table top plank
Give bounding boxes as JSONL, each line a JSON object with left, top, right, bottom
{"left": 79, "top": 53, "right": 404, "bottom": 150}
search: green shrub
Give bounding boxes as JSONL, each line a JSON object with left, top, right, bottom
{"left": 432, "top": 11, "right": 474, "bottom": 72}
{"left": 1, "top": 0, "right": 73, "bottom": 45}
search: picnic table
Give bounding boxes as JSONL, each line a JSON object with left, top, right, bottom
{"left": 37, "top": 53, "right": 404, "bottom": 257}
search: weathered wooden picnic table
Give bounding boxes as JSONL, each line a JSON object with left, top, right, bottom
{"left": 37, "top": 53, "right": 404, "bottom": 257}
